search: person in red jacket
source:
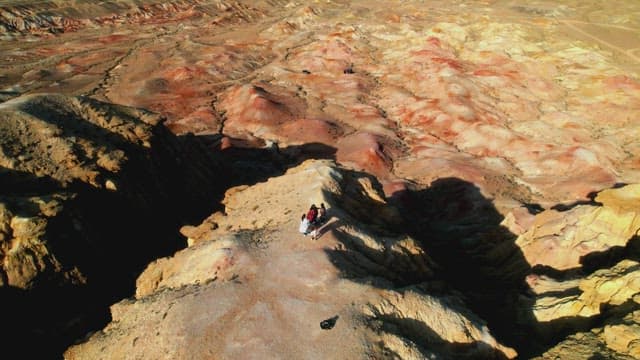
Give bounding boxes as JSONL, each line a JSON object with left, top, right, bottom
{"left": 306, "top": 204, "right": 318, "bottom": 224}
{"left": 306, "top": 204, "right": 319, "bottom": 240}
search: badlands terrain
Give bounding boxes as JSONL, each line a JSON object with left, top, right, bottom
{"left": 1, "top": 0, "right": 640, "bottom": 359}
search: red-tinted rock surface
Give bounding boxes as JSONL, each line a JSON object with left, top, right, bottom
{"left": 2, "top": 0, "right": 639, "bottom": 209}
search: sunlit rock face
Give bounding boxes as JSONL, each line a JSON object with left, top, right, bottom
{"left": 527, "top": 259, "right": 640, "bottom": 322}
{"left": 0, "top": 91, "right": 226, "bottom": 287}
{"left": 514, "top": 184, "right": 640, "bottom": 270}
{"left": 534, "top": 310, "right": 640, "bottom": 360}
{"left": 527, "top": 266, "right": 640, "bottom": 360}
{"left": 0, "top": 93, "right": 163, "bottom": 289}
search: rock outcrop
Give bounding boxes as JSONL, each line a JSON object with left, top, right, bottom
{"left": 511, "top": 185, "right": 640, "bottom": 356}
{"left": 65, "top": 160, "right": 516, "bottom": 359}
{"left": 534, "top": 309, "right": 640, "bottom": 360}
{"left": 515, "top": 184, "right": 640, "bottom": 271}
{"left": 528, "top": 259, "right": 640, "bottom": 322}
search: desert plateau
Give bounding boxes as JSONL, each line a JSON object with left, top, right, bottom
{"left": 1, "top": 1, "right": 640, "bottom": 359}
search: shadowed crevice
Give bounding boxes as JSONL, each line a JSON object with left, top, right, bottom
{"left": 580, "top": 235, "right": 640, "bottom": 274}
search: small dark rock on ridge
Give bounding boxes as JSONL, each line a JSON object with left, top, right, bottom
{"left": 320, "top": 315, "right": 339, "bottom": 330}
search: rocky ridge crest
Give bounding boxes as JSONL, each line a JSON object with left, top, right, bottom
{"left": 65, "top": 159, "right": 517, "bottom": 360}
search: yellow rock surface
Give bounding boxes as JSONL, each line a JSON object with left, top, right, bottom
{"left": 517, "top": 184, "right": 640, "bottom": 270}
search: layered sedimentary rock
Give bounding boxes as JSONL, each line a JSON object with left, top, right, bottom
{"left": 0, "top": 93, "right": 165, "bottom": 289}
{"left": 500, "top": 186, "right": 640, "bottom": 358}
{"left": 0, "top": 191, "right": 82, "bottom": 288}
{"left": 528, "top": 259, "right": 640, "bottom": 322}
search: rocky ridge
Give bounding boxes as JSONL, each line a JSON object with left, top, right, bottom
{"left": 65, "top": 159, "right": 517, "bottom": 360}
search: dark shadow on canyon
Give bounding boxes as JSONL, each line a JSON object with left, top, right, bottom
{"left": 549, "top": 189, "right": 603, "bottom": 212}
{"left": 389, "top": 178, "right": 536, "bottom": 356}
{"left": 580, "top": 234, "right": 640, "bottom": 274}
{"left": 0, "top": 122, "right": 335, "bottom": 359}
{"left": 314, "top": 217, "right": 343, "bottom": 241}
{"left": 324, "top": 175, "right": 533, "bottom": 357}
{"left": 522, "top": 202, "right": 544, "bottom": 215}
{"left": 325, "top": 176, "right": 639, "bottom": 359}
{"left": 369, "top": 314, "right": 510, "bottom": 360}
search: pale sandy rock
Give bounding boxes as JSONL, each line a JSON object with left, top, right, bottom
{"left": 186, "top": 159, "right": 430, "bottom": 279}
{"left": 596, "top": 183, "right": 640, "bottom": 214}
{"left": 0, "top": 92, "right": 229, "bottom": 359}
{"left": 579, "top": 260, "right": 640, "bottom": 309}
{"left": 366, "top": 288, "right": 517, "bottom": 359}
{"left": 501, "top": 206, "right": 537, "bottom": 236}
{"left": 534, "top": 330, "right": 636, "bottom": 360}
{"left": 333, "top": 225, "right": 437, "bottom": 282}
{"left": 603, "top": 311, "right": 640, "bottom": 358}
{"left": 0, "top": 195, "right": 84, "bottom": 288}
{"left": 375, "top": 332, "right": 437, "bottom": 360}
{"left": 135, "top": 235, "right": 253, "bottom": 298}
{"left": 525, "top": 274, "right": 581, "bottom": 297}
{"left": 67, "top": 272, "right": 374, "bottom": 360}
{"left": 179, "top": 218, "right": 219, "bottom": 246}
{"left": 211, "top": 159, "right": 402, "bottom": 235}
{"left": 516, "top": 184, "right": 640, "bottom": 270}
{"left": 214, "top": 159, "right": 342, "bottom": 233}
{"left": 531, "top": 260, "right": 640, "bottom": 322}
{"left": 0, "top": 93, "right": 159, "bottom": 188}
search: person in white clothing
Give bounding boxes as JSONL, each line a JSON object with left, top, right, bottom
{"left": 298, "top": 213, "right": 310, "bottom": 235}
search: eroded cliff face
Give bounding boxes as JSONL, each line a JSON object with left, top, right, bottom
{"left": 1, "top": 0, "right": 640, "bottom": 359}
{"left": 0, "top": 93, "right": 225, "bottom": 357}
